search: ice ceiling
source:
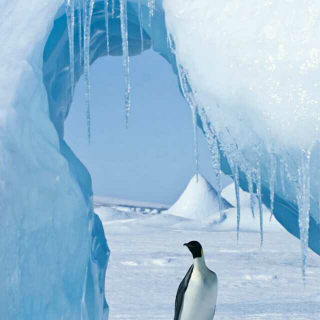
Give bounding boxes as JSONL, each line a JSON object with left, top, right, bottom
{"left": 1, "top": 0, "right": 320, "bottom": 319}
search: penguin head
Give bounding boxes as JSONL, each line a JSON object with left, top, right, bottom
{"left": 184, "top": 241, "right": 203, "bottom": 259}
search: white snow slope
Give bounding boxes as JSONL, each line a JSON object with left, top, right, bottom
{"left": 168, "top": 174, "right": 233, "bottom": 220}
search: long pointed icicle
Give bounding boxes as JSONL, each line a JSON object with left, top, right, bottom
{"left": 234, "top": 165, "right": 241, "bottom": 242}
{"left": 177, "top": 65, "right": 199, "bottom": 179}
{"left": 297, "top": 149, "right": 311, "bottom": 286}
{"left": 120, "top": 0, "right": 131, "bottom": 127}
{"left": 167, "top": 33, "right": 176, "bottom": 54}
{"left": 256, "top": 165, "right": 264, "bottom": 247}
{"left": 280, "top": 156, "right": 286, "bottom": 196}
{"left": 147, "top": 0, "right": 155, "bottom": 26}
{"left": 246, "top": 171, "right": 255, "bottom": 218}
{"left": 222, "top": 143, "right": 242, "bottom": 240}
{"left": 66, "top": 0, "right": 75, "bottom": 98}
{"left": 198, "top": 107, "right": 223, "bottom": 216}
{"left": 138, "top": 0, "right": 144, "bottom": 53}
{"left": 84, "top": 0, "right": 94, "bottom": 143}
{"left": 104, "top": 0, "right": 110, "bottom": 55}
{"left": 211, "top": 136, "right": 223, "bottom": 216}
{"left": 78, "top": 1, "right": 83, "bottom": 68}
{"left": 268, "top": 153, "right": 277, "bottom": 221}
{"left": 191, "top": 105, "right": 199, "bottom": 181}
{"left": 112, "top": 0, "right": 115, "bottom": 17}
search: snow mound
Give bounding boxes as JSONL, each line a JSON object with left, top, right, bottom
{"left": 99, "top": 182, "right": 283, "bottom": 235}
{"left": 168, "top": 174, "right": 233, "bottom": 219}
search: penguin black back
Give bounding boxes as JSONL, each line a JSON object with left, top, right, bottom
{"left": 174, "top": 241, "right": 202, "bottom": 319}
{"left": 174, "top": 265, "right": 194, "bottom": 320}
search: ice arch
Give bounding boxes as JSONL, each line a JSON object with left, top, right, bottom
{"left": 1, "top": 0, "right": 320, "bottom": 319}
{"left": 45, "top": 0, "right": 320, "bottom": 259}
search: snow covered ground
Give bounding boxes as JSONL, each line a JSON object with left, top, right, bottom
{"left": 96, "top": 182, "right": 320, "bottom": 320}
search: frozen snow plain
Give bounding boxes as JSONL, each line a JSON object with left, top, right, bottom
{"left": 97, "top": 183, "right": 320, "bottom": 320}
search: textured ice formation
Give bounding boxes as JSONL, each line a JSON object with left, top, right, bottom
{"left": 164, "top": 0, "right": 320, "bottom": 279}
{"left": 0, "top": 1, "right": 109, "bottom": 319}
{"left": 1, "top": 0, "right": 320, "bottom": 319}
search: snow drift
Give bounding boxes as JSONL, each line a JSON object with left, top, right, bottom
{"left": 1, "top": 0, "right": 320, "bottom": 319}
{"left": 168, "top": 174, "right": 232, "bottom": 219}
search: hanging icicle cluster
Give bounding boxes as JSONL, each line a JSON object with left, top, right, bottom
{"left": 198, "top": 108, "right": 223, "bottom": 217}
{"left": 63, "top": 0, "right": 315, "bottom": 283}
{"left": 65, "top": 0, "right": 75, "bottom": 98}
{"left": 65, "top": 0, "right": 135, "bottom": 137}
{"left": 83, "top": 0, "right": 95, "bottom": 143}
{"left": 65, "top": 0, "right": 93, "bottom": 142}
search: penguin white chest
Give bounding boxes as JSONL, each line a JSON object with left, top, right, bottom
{"left": 179, "top": 270, "right": 218, "bottom": 320}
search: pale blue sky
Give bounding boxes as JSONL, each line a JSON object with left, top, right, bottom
{"left": 65, "top": 50, "right": 231, "bottom": 205}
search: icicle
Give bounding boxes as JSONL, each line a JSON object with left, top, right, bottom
{"left": 84, "top": 0, "right": 94, "bottom": 142}
{"left": 256, "top": 164, "right": 264, "bottom": 247}
{"left": 221, "top": 142, "right": 241, "bottom": 240}
{"left": 198, "top": 107, "right": 223, "bottom": 216}
{"left": 104, "top": 0, "right": 110, "bottom": 55}
{"left": 167, "top": 33, "right": 176, "bottom": 54}
{"left": 138, "top": 0, "right": 144, "bottom": 53}
{"left": 66, "top": 0, "right": 75, "bottom": 97}
{"left": 119, "top": 0, "right": 131, "bottom": 127}
{"left": 234, "top": 166, "right": 241, "bottom": 242}
{"left": 78, "top": 1, "right": 83, "bottom": 68}
{"left": 297, "top": 149, "right": 311, "bottom": 285}
{"left": 246, "top": 171, "right": 256, "bottom": 218}
{"left": 211, "top": 137, "right": 223, "bottom": 217}
{"left": 147, "top": 0, "right": 155, "bottom": 26}
{"left": 177, "top": 65, "right": 199, "bottom": 179}
{"left": 191, "top": 106, "right": 199, "bottom": 181}
{"left": 280, "top": 156, "right": 286, "bottom": 196}
{"left": 112, "top": 0, "right": 115, "bottom": 17}
{"left": 268, "top": 153, "right": 276, "bottom": 221}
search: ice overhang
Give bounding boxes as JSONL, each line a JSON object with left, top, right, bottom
{"left": 43, "top": 0, "right": 320, "bottom": 257}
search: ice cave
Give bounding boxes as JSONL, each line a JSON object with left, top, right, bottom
{"left": 1, "top": 0, "right": 320, "bottom": 319}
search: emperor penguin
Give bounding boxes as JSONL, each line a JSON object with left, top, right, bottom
{"left": 174, "top": 241, "right": 218, "bottom": 320}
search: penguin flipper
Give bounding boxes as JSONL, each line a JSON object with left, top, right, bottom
{"left": 174, "top": 265, "right": 194, "bottom": 320}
